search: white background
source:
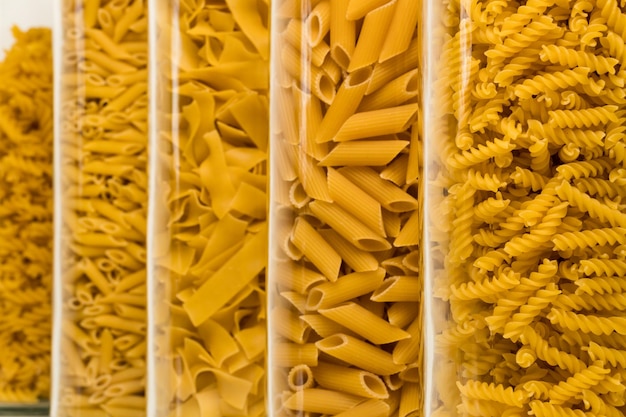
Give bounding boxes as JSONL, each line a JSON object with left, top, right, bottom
{"left": 0, "top": 1, "right": 53, "bottom": 57}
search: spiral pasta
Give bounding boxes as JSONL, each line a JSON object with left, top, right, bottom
{"left": 427, "top": 0, "right": 626, "bottom": 414}
{"left": 0, "top": 26, "right": 53, "bottom": 403}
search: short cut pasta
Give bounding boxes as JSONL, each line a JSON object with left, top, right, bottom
{"left": 269, "top": 0, "right": 422, "bottom": 416}
{"left": 0, "top": 26, "right": 53, "bottom": 403}
{"left": 55, "top": 0, "right": 149, "bottom": 415}
{"left": 425, "top": 0, "right": 626, "bottom": 415}
{"left": 149, "top": 0, "right": 269, "bottom": 416}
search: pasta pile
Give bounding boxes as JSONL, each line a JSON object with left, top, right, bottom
{"left": 270, "top": 0, "right": 421, "bottom": 416}
{"left": 429, "top": 0, "right": 626, "bottom": 415}
{"left": 0, "top": 27, "right": 53, "bottom": 403}
{"left": 151, "top": 0, "right": 269, "bottom": 416}
{"left": 57, "top": 0, "right": 148, "bottom": 415}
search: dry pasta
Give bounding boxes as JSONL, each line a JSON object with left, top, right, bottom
{"left": 269, "top": 0, "right": 421, "bottom": 416}
{"left": 427, "top": 0, "right": 626, "bottom": 415}
{"left": 150, "top": 0, "right": 269, "bottom": 416}
{"left": 56, "top": 0, "right": 148, "bottom": 415}
{"left": 0, "top": 26, "right": 53, "bottom": 403}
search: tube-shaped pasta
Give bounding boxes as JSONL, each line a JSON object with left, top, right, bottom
{"left": 56, "top": 0, "right": 149, "bottom": 415}
{"left": 269, "top": 0, "right": 421, "bottom": 414}
{"left": 316, "top": 334, "right": 406, "bottom": 375}
{"left": 315, "top": 67, "right": 372, "bottom": 143}
{"left": 334, "top": 104, "right": 418, "bottom": 142}
{"left": 320, "top": 302, "right": 410, "bottom": 344}
{"left": 348, "top": 0, "right": 397, "bottom": 71}
{"left": 314, "top": 362, "right": 389, "bottom": 399}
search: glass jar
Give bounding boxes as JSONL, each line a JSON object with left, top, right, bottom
{"left": 147, "top": 1, "right": 270, "bottom": 416}
{"left": 424, "top": 0, "right": 626, "bottom": 415}
{"left": 0, "top": 1, "right": 53, "bottom": 413}
{"left": 52, "top": 0, "right": 149, "bottom": 415}
{"left": 267, "top": 0, "right": 422, "bottom": 416}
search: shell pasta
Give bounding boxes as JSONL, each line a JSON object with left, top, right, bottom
{"left": 426, "top": 0, "right": 626, "bottom": 415}
{"left": 56, "top": 0, "right": 148, "bottom": 415}
{"left": 0, "top": 27, "right": 53, "bottom": 403}
{"left": 269, "top": 0, "right": 422, "bottom": 416}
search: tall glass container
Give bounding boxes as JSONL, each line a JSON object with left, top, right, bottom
{"left": 0, "top": 1, "right": 53, "bottom": 413}
{"left": 268, "top": 1, "right": 422, "bottom": 416}
{"left": 147, "top": 1, "right": 269, "bottom": 416}
{"left": 424, "top": 0, "right": 626, "bottom": 415}
{"left": 52, "top": 0, "right": 149, "bottom": 416}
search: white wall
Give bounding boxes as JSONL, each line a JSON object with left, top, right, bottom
{"left": 0, "top": 1, "right": 53, "bottom": 57}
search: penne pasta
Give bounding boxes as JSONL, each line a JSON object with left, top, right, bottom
{"left": 306, "top": 268, "right": 386, "bottom": 310}
{"left": 348, "top": 0, "right": 397, "bottom": 71}
{"left": 314, "top": 362, "right": 389, "bottom": 400}
{"left": 320, "top": 140, "right": 409, "bottom": 167}
{"left": 330, "top": 0, "right": 355, "bottom": 69}
{"left": 316, "top": 334, "right": 406, "bottom": 375}
{"left": 334, "top": 104, "right": 418, "bottom": 142}
{"left": 283, "top": 389, "right": 364, "bottom": 415}
{"left": 290, "top": 217, "right": 342, "bottom": 281}
{"left": 309, "top": 201, "right": 391, "bottom": 251}
{"left": 269, "top": 0, "right": 421, "bottom": 414}
{"left": 319, "top": 302, "right": 410, "bottom": 344}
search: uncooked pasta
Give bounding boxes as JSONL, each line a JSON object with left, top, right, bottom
{"left": 269, "top": 0, "right": 421, "bottom": 416}
{"left": 149, "top": 0, "right": 269, "bottom": 416}
{"left": 0, "top": 26, "right": 53, "bottom": 404}
{"left": 426, "top": 0, "right": 626, "bottom": 415}
{"left": 55, "top": 0, "right": 148, "bottom": 415}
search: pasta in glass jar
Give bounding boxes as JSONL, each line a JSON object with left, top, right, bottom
{"left": 0, "top": 1, "right": 53, "bottom": 411}
{"left": 53, "top": 0, "right": 149, "bottom": 415}
{"left": 147, "top": 0, "right": 269, "bottom": 416}
{"left": 423, "top": 0, "right": 626, "bottom": 415}
{"left": 267, "top": 0, "right": 422, "bottom": 416}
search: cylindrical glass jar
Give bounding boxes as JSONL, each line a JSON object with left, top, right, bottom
{"left": 268, "top": 1, "right": 422, "bottom": 416}
{"left": 52, "top": 0, "right": 149, "bottom": 415}
{"left": 0, "top": 0, "right": 53, "bottom": 412}
{"left": 424, "top": 0, "right": 626, "bottom": 415}
{"left": 147, "top": 1, "right": 269, "bottom": 416}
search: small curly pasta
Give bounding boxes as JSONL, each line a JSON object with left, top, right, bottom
{"left": 429, "top": 0, "right": 626, "bottom": 411}
{"left": 513, "top": 68, "right": 590, "bottom": 100}
{"left": 578, "top": 258, "right": 626, "bottom": 276}
{"left": 548, "top": 106, "right": 619, "bottom": 129}
{"left": 0, "top": 27, "right": 52, "bottom": 402}
{"left": 574, "top": 276, "right": 626, "bottom": 295}
{"left": 556, "top": 181, "right": 626, "bottom": 227}
{"left": 547, "top": 308, "right": 626, "bottom": 335}
{"left": 578, "top": 389, "right": 623, "bottom": 417}
{"left": 552, "top": 227, "right": 626, "bottom": 251}
{"left": 457, "top": 380, "right": 529, "bottom": 408}
{"left": 556, "top": 292, "right": 626, "bottom": 311}
{"left": 447, "top": 138, "right": 516, "bottom": 170}
{"left": 547, "top": 362, "right": 610, "bottom": 404}
{"left": 586, "top": 342, "right": 626, "bottom": 368}
{"left": 449, "top": 268, "right": 519, "bottom": 301}
{"left": 503, "top": 286, "right": 560, "bottom": 341}
{"left": 539, "top": 45, "right": 619, "bottom": 74}
{"left": 529, "top": 400, "right": 597, "bottom": 417}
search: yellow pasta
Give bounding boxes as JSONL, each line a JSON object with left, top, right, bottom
{"left": 270, "top": 1, "right": 421, "bottom": 415}
{"left": 283, "top": 389, "right": 364, "bottom": 415}
{"left": 150, "top": 0, "right": 270, "bottom": 415}
{"left": 56, "top": 0, "right": 148, "bottom": 415}
{"left": 0, "top": 26, "right": 53, "bottom": 403}
{"left": 426, "top": 0, "right": 626, "bottom": 415}
{"left": 319, "top": 302, "right": 410, "bottom": 344}
{"left": 314, "top": 362, "right": 389, "bottom": 399}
